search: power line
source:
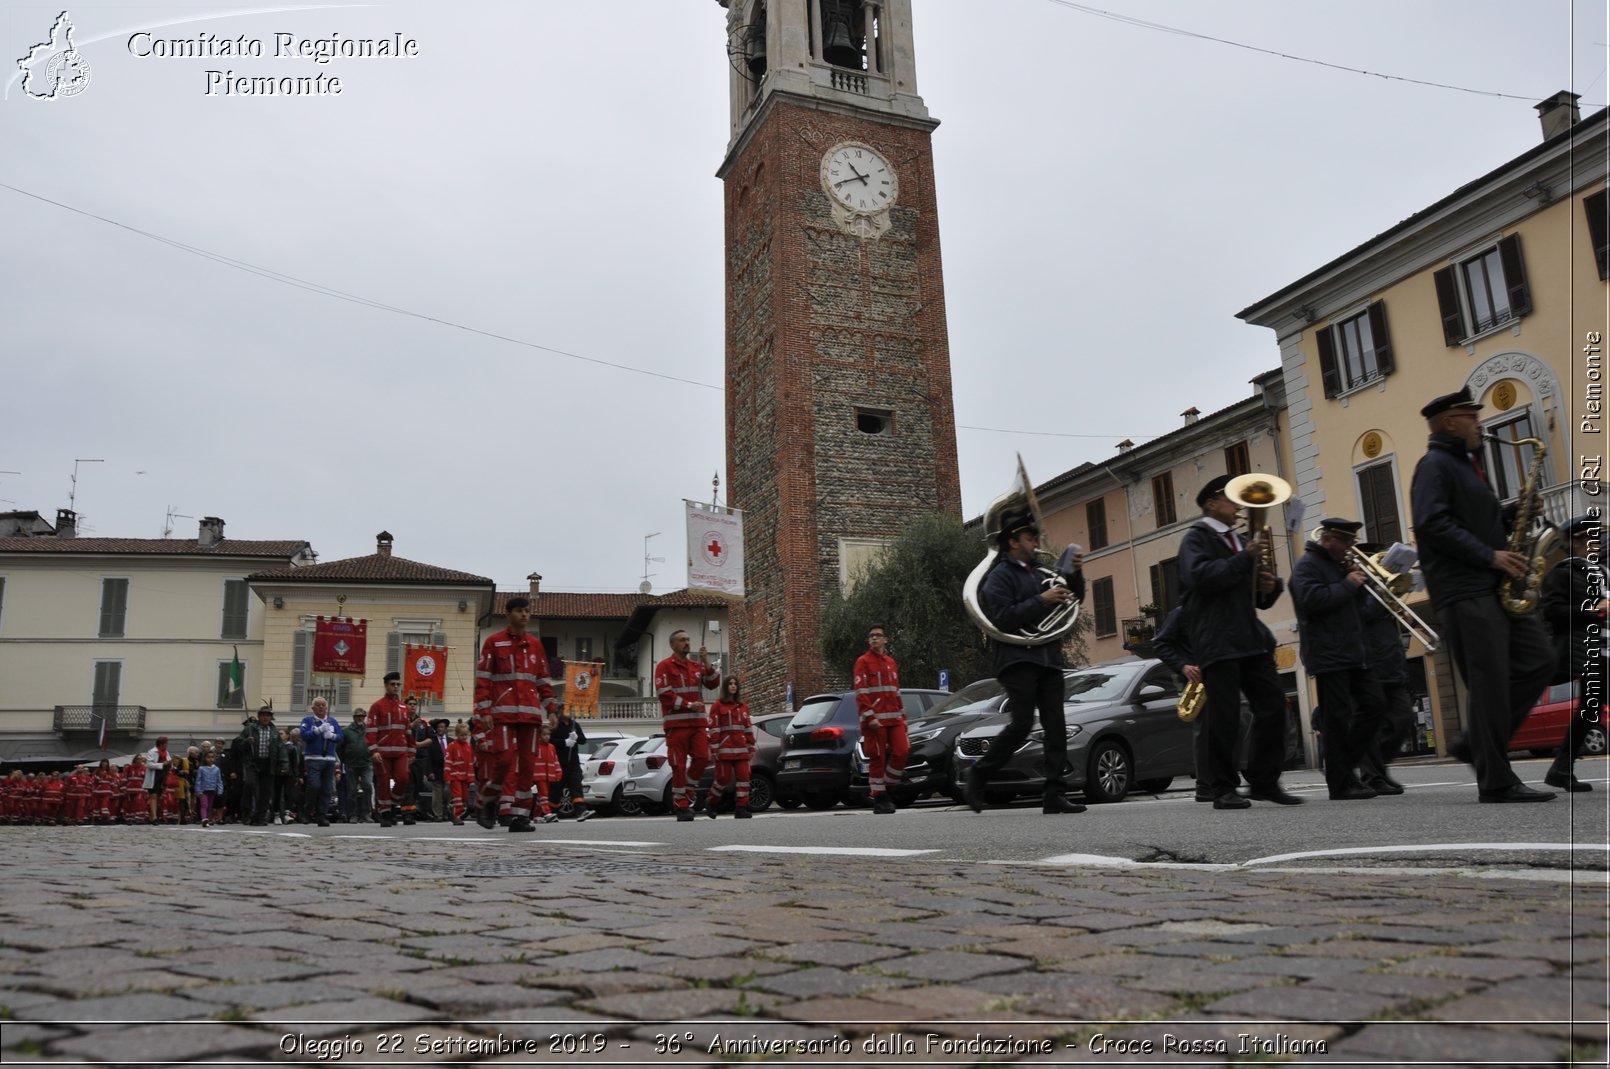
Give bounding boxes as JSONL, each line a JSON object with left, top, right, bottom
{"left": 1043, "top": 0, "right": 1598, "bottom": 105}
{"left": 1, "top": 181, "right": 1169, "bottom": 443}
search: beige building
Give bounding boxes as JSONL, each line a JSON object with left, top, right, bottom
{"left": 247, "top": 533, "right": 494, "bottom": 723}
{"left": 1237, "top": 94, "right": 1607, "bottom": 751}
{"left": 0, "top": 512, "right": 312, "bottom": 758}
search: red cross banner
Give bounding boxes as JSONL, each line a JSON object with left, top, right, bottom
{"left": 404, "top": 643, "right": 447, "bottom": 701}
{"left": 686, "top": 501, "right": 744, "bottom": 598}
{"left": 564, "top": 660, "right": 604, "bottom": 718}
{"left": 312, "top": 616, "right": 368, "bottom": 676}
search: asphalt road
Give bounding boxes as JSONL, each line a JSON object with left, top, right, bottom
{"left": 247, "top": 756, "right": 1608, "bottom": 875}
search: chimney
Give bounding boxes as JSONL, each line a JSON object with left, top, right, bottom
{"left": 528, "top": 572, "right": 542, "bottom": 596}
{"left": 1536, "top": 91, "right": 1581, "bottom": 141}
{"left": 376, "top": 531, "right": 394, "bottom": 557}
{"left": 197, "top": 516, "right": 225, "bottom": 548}
{"left": 55, "top": 508, "right": 77, "bottom": 538}
{"left": 1116, "top": 439, "right": 1134, "bottom": 454}
{"left": 1181, "top": 407, "right": 1200, "bottom": 426}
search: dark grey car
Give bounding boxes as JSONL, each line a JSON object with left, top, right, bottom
{"left": 950, "top": 659, "right": 1196, "bottom": 804}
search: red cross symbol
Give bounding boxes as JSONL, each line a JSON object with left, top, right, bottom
{"left": 707, "top": 537, "right": 723, "bottom": 560}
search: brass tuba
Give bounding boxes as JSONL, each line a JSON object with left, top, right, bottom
{"left": 1483, "top": 435, "right": 1560, "bottom": 616}
{"left": 1225, "top": 473, "right": 1292, "bottom": 596}
{"left": 962, "top": 455, "right": 1082, "bottom": 647}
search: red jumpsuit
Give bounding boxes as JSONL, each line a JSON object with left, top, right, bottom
{"left": 444, "top": 738, "right": 475, "bottom": 822}
{"left": 709, "top": 701, "right": 756, "bottom": 809}
{"left": 65, "top": 770, "right": 92, "bottom": 824}
{"left": 92, "top": 768, "right": 117, "bottom": 822}
{"left": 654, "top": 655, "right": 721, "bottom": 811}
{"left": 160, "top": 766, "right": 183, "bottom": 822}
{"left": 534, "top": 739, "right": 561, "bottom": 819}
{"left": 40, "top": 775, "right": 65, "bottom": 825}
{"left": 367, "top": 694, "right": 415, "bottom": 820}
{"left": 122, "top": 764, "right": 147, "bottom": 821}
{"left": 474, "top": 629, "right": 558, "bottom": 820}
{"left": 854, "top": 648, "right": 907, "bottom": 799}
{"left": 471, "top": 712, "right": 514, "bottom": 819}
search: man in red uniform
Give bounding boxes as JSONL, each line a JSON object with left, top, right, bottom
{"left": 368, "top": 671, "right": 416, "bottom": 827}
{"left": 854, "top": 624, "right": 907, "bottom": 815}
{"left": 654, "top": 628, "right": 721, "bottom": 822}
{"left": 474, "top": 596, "right": 559, "bottom": 833}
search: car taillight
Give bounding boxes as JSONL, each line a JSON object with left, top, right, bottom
{"left": 808, "top": 726, "right": 844, "bottom": 745}
{"left": 597, "top": 761, "right": 615, "bottom": 776}
{"left": 645, "top": 755, "right": 666, "bottom": 769}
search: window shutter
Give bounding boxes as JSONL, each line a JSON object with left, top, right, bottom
{"left": 221, "top": 580, "right": 249, "bottom": 639}
{"left": 93, "top": 661, "right": 121, "bottom": 707}
{"left": 1367, "top": 301, "right": 1394, "bottom": 377}
{"left": 1432, "top": 266, "right": 1463, "bottom": 345}
{"left": 1315, "top": 327, "right": 1341, "bottom": 398}
{"left": 1587, "top": 190, "right": 1609, "bottom": 281}
{"left": 100, "top": 578, "right": 129, "bottom": 637}
{"left": 337, "top": 677, "right": 352, "bottom": 713}
{"left": 1092, "top": 577, "right": 1115, "bottom": 636}
{"left": 291, "top": 630, "right": 309, "bottom": 709}
{"left": 431, "top": 630, "right": 446, "bottom": 649}
{"left": 1497, "top": 234, "right": 1531, "bottom": 318}
{"left": 387, "top": 631, "right": 401, "bottom": 675}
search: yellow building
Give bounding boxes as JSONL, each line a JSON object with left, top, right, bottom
{"left": 247, "top": 533, "right": 494, "bottom": 722}
{"left": 0, "top": 512, "right": 313, "bottom": 758}
{"left": 1237, "top": 94, "right": 1607, "bottom": 751}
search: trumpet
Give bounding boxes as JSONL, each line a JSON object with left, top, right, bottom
{"left": 1325, "top": 534, "right": 1440, "bottom": 652}
{"left": 1177, "top": 680, "right": 1205, "bottom": 721}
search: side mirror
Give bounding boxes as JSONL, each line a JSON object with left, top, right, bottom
{"left": 1136, "top": 684, "right": 1168, "bottom": 699}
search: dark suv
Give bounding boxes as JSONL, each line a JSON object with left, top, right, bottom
{"left": 777, "top": 688, "right": 948, "bottom": 809}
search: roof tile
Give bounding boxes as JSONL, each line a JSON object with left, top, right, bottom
{"left": 249, "top": 553, "right": 491, "bottom": 585}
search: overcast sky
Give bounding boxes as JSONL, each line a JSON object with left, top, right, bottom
{"left": 2, "top": 1, "right": 1602, "bottom": 593}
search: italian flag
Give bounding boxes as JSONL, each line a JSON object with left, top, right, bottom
{"left": 224, "top": 646, "right": 244, "bottom": 704}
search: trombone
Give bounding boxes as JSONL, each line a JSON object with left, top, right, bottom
{"left": 1314, "top": 529, "right": 1440, "bottom": 652}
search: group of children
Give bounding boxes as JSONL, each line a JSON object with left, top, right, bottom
{"left": 455, "top": 709, "right": 586, "bottom": 829}
{"left": 1, "top": 750, "right": 226, "bottom": 826}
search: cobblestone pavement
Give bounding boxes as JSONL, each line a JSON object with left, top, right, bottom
{"left": 0, "top": 828, "right": 1605, "bottom": 1067}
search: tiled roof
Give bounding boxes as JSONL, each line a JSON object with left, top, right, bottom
{"left": 0, "top": 537, "right": 310, "bottom": 558}
{"left": 249, "top": 553, "right": 492, "bottom": 585}
{"left": 493, "top": 588, "right": 734, "bottom": 620}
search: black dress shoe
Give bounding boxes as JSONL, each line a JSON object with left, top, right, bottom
{"left": 1042, "top": 794, "right": 1086, "bottom": 814}
{"left": 475, "top": 802, "right": 497, "bottom": 830}
{"left": 675, "top": 810, "right": 694, "bottom": 822}
{"left": 507, "top": 816, "right": 536, "bottom": 832}
{"left": 1247, "top": 786, "right": 1306, "bottom": 805}
{"left": 1328, "top": 786, "right": 1377, "bottom": 801}
{"left": 1212, "top": 792, "right": 1250, "bottom": 810}
{"left": 1194, "top": 791, "right": 1215, "bottom": 803}
{"left": 1365, "top": 778, "right": 1405, "bottom": 796}
{"left": 1545, "top": 769, "right": 1592, "bottom": 792}
{"left": 1479, "top": 784, "right": 1557, "bottom": 803}
{"left": 964, "top": 769, "right": 985, "bottom": 814}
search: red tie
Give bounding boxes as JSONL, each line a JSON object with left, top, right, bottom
{"left": 1224, "top": 531, "right": 1240, "bottom": 553}
{"left": 1468, "top": 454, "right": 1489, "bottom": 486}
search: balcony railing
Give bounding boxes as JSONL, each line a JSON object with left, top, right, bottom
{"left": 53, "top": 705, "right": 146, "bottom": 736}
{"left": 589, "top": 698, "right": 661, "bottom": 721}
{"left": 1121, "top": 616, "right": 1157, "bottom": 655}
{"left": 1536, "top": 479, "right": 1591, "bottom": 529}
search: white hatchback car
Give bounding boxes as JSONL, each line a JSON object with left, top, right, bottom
{"left": 581, "top": 736, "right": 652, "bottom": 815}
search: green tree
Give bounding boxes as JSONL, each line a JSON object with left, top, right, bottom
{"left": 819, "top": 513, "right": 1095, "bottom": 692}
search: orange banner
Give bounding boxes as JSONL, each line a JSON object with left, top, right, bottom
{"left": 564, "top": 661, "right": 605, "bottom": 719}
{"left": 404, "top": 644, "right": 447, "bottom": 701}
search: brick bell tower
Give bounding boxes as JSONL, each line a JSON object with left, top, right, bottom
{"left": 716, "top": 0, "right": 962, "bottom": 709}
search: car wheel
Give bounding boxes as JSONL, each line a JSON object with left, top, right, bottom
{"left": 803, "top": 791, "right": 838, "bottom": 810}
{"left": 746, "top": 773, "right": 774, "bottom": 813}
{"left": 612, "top": 786, "right": 643, "bottom": 817}
{"left": 1585, "top": 726, "right": 1608, "bottom": 756}
{"left": 1086, "top": 739, "right": 1133, "bottom": 803}
{"left": 1136, "top": 777, "right": 1173, "bottom": 794}
{"left": 555, "top": 796, "right": 575, "bottom": 817}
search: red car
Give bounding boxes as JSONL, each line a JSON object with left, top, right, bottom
{"left": 1510, "top": 682, "right": 1608, "bottom": 757}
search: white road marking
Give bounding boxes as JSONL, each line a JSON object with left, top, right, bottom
{"left": 529, "top": 839, "right": 665, "bottom": 848}
{"left": 709, "top": 845, "right": 940, "bottom": 857}
{"left": 1242, "top": 842, "right": 1610, "bottom": 867}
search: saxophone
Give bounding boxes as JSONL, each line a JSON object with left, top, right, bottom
{"left": 1485, "top": 435, "right": 1558, "bottom": 616}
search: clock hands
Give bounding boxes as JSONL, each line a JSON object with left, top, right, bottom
{"left": 832, "top": 162, "right": 872, "bottom": 190}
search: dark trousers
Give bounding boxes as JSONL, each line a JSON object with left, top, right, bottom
{"left": 251, "top": 763, "right": 275, "bottom": 822}
{"left": 976, "top": 662, "right": 1068, "bottom": 794}
{"left": 1360, "top": 681, "right": 1414, "bottom": 783}
{"left": 1441, "top": 596, "right": 1555, "bottom": 793}
{"left": 1198, "top": 653, "right": 1285, "bottom": 797}
{"left": 1315, "top": 668, "right": 1387, "bottom": 793}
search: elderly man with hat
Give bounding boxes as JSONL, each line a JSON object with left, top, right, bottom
{"left": 1290, "top": 518, "right": 1388, "bottom": 800}
{"left": 1354, "top": 543, "right": 1415, "bottom": 795}
{"left": 1178, "top": 474, "right": 1303, "bottom": 809}
{"left": 1539, "top": 513, "right": 1605, "bottom": 792}
{"left": 1410, "top": 386, "right": 1555, "bottom": 802}
{"left": 964, "top": 504, "right": 1087, "bottom": 814}
{"left": 240, "top": 702, "right": 287, "bottom": 826}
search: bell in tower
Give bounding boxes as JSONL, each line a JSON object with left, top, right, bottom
{"left": 744, "top": 2, "right": 767, "bottom": 78}
{"left": 820, "top": 0, "right": 862, "bottom": 69}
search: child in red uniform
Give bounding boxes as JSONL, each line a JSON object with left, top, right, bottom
{"left": 708, "top": 676, "right": 757, "bottom": 819}
{"left": 444, "top": 723, "right": 476, "bottom": 826}
{"left": 160, "top": 761, "right": 183, "bottom": 823}
{"left": 39, "top": 773, "right": 65, "bottom": 825}
{"left": 470, "top": 711, "right": 513, "bottom": 830}
{"left": 64, "top": 767, "right": 93, "bottom": 824}
{"left": 531, "top": 722, "right": 560, "bottom": 825}
{"left": 92, "top": 759, "right": 117, "bottom": 823}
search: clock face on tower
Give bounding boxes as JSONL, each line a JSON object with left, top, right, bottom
{"left": 821, "top": 142, "right": 898, "bottom": 215}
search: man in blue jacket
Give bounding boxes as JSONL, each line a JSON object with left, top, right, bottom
{"left": 1410, "top": 387, "right": 1554, "bottom": 803}
{"left": 1289, "top": 518, "right": 1385, "bottom": 800}
{"left": 1179, "top": 474, "right": 1302, "bottom": 810}
{"left": 299, "top": 697, "right": 342, "bottom": 827}
{"left": 965, "top": 505, "right": 1086, "bottom": 815}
